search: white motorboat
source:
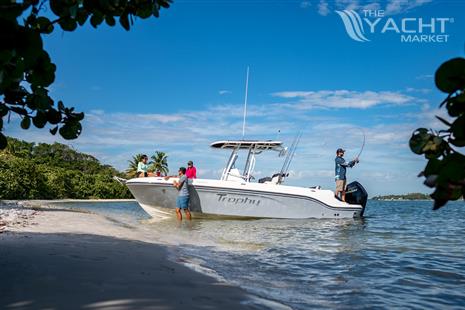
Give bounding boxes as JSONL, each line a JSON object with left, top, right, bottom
{"left": 123, "top": 140, "right": 368, "bottom": 219}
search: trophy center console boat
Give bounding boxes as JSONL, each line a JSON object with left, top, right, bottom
{"left": 124, "top": 140, "right": 368, "bottom": 219}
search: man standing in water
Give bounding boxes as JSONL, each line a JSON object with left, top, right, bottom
{"left": 335, "top": 148, "right": 359, "bottom": 202}
{"left": 173, "top": 167, "right": 191, "bottom": 221}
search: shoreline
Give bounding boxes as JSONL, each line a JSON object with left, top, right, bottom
{"left": 0, "top": 201, "right": 280, "bottom": 309}
{"left": 1, "top": 198, "right": 136, "bottom": 205}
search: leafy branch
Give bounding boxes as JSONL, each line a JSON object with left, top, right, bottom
{"left": 0, "top": 0, "right": 172, "bottom": 149}
{"left": 410, "top": 57, "right": 465, "bottom": 209}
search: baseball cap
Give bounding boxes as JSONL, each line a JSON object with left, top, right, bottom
{"left": 336, "top": 148, "right": 345, "bottom": 153}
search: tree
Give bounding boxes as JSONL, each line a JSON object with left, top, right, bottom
{"left": 409, "top": 57, "right": 465, "bottom": 210}
{"left": 0, "top": 136, "right": 132, "bottom": 199}
{"left": 0, "top": 0, "right": 172, "bottom": 149}
{"left": 126, "top": 153, "right": 146, "bottom": 178}
{"left": 150, "top": 151, "right": 169, "bottom": 176}
{"left": 3, "top": 137, "right": 34, "bottom": 157}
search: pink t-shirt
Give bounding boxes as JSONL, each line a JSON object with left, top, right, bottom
{"left": 186, "top": 166, "right": 197, "bottom": 179}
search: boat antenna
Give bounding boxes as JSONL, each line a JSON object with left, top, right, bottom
{"left": 242, "top": 66, "right": 249, "bottom": 139}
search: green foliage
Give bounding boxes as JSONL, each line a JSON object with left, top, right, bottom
{"left": 0, "top": 0, "right": 172, "bottom": 148}
{"left": 150, "top": 151, "right": 169, "bottom": 175}
{"left": 0, "top": 137, "right": 132, "bottom": 199}
{"left": 410, "top": 56, "right": 465, "bottom": 210}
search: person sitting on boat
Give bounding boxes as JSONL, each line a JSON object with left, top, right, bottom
{"left": 186, "top": 160, "right": 197, "bottom": 179}
{"left": 173, "top": 167, "right": 191, "bottom": 221}
{"left": 335, "top": 148, "right": 359, "bottom": 202}
{"left": 137, "top": 155, "right": 153, "bottom": 178}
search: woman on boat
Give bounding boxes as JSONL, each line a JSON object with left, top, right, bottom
{"left": 137, "top": 155, "right": 154, "bottom": 178}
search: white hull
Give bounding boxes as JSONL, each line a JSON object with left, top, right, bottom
{"left": 126, "top": 177, "right": 365, "bottom": 219}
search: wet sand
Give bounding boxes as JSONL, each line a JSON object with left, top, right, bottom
{"left": 0, "top": 202, "right": 269, "bottom": 310}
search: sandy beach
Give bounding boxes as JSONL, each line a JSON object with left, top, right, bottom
{"left": 0, "top": 201, "right": 274, "bottom": 310}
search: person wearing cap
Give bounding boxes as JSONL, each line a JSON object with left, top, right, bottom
{"left": 186, "top": 160, "right": 197, "bottom": 179}
{"left": 335, "top": 148, "right": 359, "bottom": 202}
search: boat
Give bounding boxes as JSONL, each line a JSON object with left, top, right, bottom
{"left": 122, "top": 139, "right": 368, "bottom": 219}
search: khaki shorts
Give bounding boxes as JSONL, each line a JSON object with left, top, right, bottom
{"left": 335, "top": 179, "right": 346, "bottom": 192}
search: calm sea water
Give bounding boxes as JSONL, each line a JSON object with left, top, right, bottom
{"left": 50, "top": 200, "right": 465, "bottom": 309}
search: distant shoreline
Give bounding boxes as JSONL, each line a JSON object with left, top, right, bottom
{"left": 371, "top": 193, "right": 431, "bottom": 201}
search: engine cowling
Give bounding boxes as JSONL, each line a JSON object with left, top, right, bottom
{"left": 345, "top": 181, "right": 368, "bottom": 215}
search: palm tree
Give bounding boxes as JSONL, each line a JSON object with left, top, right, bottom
{"left": 150, "top": 151, "right": 169, "bottom": 176}
{"left": 126, "top": 153, "right": 146, "bottom": 178}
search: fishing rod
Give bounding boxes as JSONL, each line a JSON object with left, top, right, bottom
{"left": 277, "top": 135, "right": 297, "bottom": 184}
{"left": 354, "top": 127, "right": 366, "bottom": 161}
{"left": 284, "top": 132, "right": 302, "bottom": 175}
{"left": 278, "top": 131, "right": 302, "bottom": 184}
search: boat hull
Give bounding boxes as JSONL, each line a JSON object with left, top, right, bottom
{"left": 126, "top": 178, "right": 365, "bottom": 219}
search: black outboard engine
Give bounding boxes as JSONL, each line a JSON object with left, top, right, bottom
{"left": 345, "top": 181, "right": 368, "bottom": 215}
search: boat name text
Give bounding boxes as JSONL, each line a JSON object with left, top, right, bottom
{"left": 217, "top": 193, "right": 261, "bottom": 206}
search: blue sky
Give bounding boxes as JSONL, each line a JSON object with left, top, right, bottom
{"left": 5, "top": 0, "right": 465, "bottom": 196}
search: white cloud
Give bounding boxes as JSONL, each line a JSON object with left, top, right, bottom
{"left": 415, "top": 74, "right": 434, "bottom": 80}
{"left": 272, "top": 90, "right": 415, "bottom": 109}
{"left": 218, "top": 90, "right": 232, "bottom": 95}
{"left": 385, "top": 0, "right": 433, "bottom": 15}
{"left": 405, "top": 87, "right": 432, "bottom": 94}
{"left": 300, "top": 1, "right": 311, "bottom": 9}
{"left": 317, "top": 0, "right": 433, "bottom": 16}
{"left": 318, "top": 0, "right": 330, "bottom": 16}
{"left": 336, "top": 0, "right": 360, "bottom": 11}
{"left": 362, "top": 2, "right": 381, "bottom": 11}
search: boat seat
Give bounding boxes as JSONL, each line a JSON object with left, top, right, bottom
{"left": 258, "top": 177, "right": 272, "bottom": 183}
{"left": 225, "top": 168, "right": 244, "bottom": 182}
{"left": 258, "top": 173, "right": 289, "bottom": 184}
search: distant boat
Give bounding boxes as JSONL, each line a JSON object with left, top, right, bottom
{"left": 121, "top": 140, "right": 368, "bottom": 219}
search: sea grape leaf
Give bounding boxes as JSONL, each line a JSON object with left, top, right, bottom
{"left": 409, "top": 128, "right": 430, "bottom": 155}
{"left": 435, "top": 58, "right": 465, "bottom": 93}
{"left": 21, "top": 116, "right": 31, "bottom": 129}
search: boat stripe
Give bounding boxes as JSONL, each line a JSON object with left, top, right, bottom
{"left": 194, "top": 186, "right": 361, "bottom": 211}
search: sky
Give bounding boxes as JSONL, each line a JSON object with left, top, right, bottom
{"left": 4, "top": 0, "right": 465, "bottom": 196}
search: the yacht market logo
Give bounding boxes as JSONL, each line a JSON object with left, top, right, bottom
{"left": 335, "top": 9, "right": 453, "bottom": 43}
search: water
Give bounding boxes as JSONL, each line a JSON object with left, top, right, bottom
{"left": 49, "top": 200, "right": 465, "bottom": 309}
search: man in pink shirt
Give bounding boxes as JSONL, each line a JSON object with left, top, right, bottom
{"left": 186, "top": 160, "right": 197, "bottom": 179}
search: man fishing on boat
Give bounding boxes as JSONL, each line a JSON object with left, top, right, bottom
{"left": 335, "top": 148, "right": 359, "bottom": 202}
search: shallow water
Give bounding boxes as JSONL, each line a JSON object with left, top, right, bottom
{"left": 49, "top": 200, "right": 465, "bottom": 309}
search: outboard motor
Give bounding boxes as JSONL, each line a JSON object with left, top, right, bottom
{"left": 345, "top": 181, "right": 368, "bottom": 216}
